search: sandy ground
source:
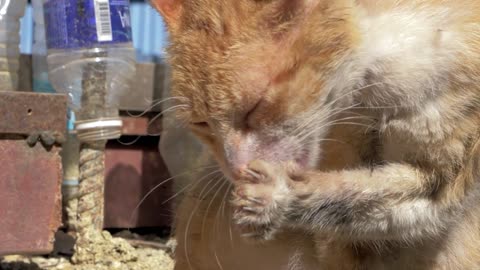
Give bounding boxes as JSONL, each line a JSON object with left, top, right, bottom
{"left": 0, "top": 231, "right": 175, "bottom": 270}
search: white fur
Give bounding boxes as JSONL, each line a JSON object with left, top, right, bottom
{"left": 390, "top": 199, "right": 443, "bottom": 239}
{"left": 353, "top": 4, "right": 462, "bottom": 107}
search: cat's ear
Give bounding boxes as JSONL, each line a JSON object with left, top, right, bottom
{"left": 150, "top": 0, "right": 183, "bottom": 30}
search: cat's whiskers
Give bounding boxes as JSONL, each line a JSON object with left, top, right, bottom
{"left": 125, "top": 96, "right": 189, "bottom": 118}
{"left": 127, "top": 165, "right": 219, "bottom": 230}
{"left": 213, "top": 178, "right": 230, "bottom": 270}
{"left": 289, "top": 138, "right": 349, "bottom": 154}
{"left": 288, "top": 87, "right": 407, "bottom": 153}
{"left": 293, "top": 114, "right": 373, "bottom": 146}
{"left": 162, "top": 169, "right": 219, "bottom": 206}
{"left": 127, "top": 169, "right": 219, "bottom": 233}
{"left": 307, "top": 118, "right": 375, "bottom": 138}
{"left": 289, "top": 99, "right": 336, "bottom": 137}
{"left": 290, "top": 100, "right": 363, "bottom": 139}
{"left": 145, "top": 104, "right": 191, "bottom": 135}
{"left": 116, "top": 104, "right": 191, "bottom": 145}
{"left": 290, "top": 81, "right": 411, "bottom": 141}
{"left": 288, "top": 97, "right": 412, "bottom": 154}
{"left": 201, "top": 175, "right": 227, "bottom": 236}
{"left": 325, "top": 82, "right": 383, "bottom": 107}
{"left": 288, "top": 116, "right": 375, "bottom": 154}
{"left": 220, "top": 183, "right": 235, "bottom": 248}
{"left": 300, "top": 114, "right": 373, "bottom": 137}
{"left": 292, "top": 106, "right": 360, "bottom": 141}
{"left": 184, "top": 170, "right": 226, "bottom": 270}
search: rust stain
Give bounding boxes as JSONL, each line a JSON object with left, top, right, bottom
{"left": 0, "top": 92, "right": 66, "bottom": 256}
{"left": 0, "top": 91, "right": 67, "bottom": 136}
{"left": 0, "top": 141, "right": 63, "bottom": 255}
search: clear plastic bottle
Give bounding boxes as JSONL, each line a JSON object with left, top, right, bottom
{"left": 32, "top": 0, "right": 55, "bottom": 93}
{"left": 0, "top": 0, "right": 27, "bottom": 91}
{"left": 43, "top": 0, "right": 136, "bottom": 142}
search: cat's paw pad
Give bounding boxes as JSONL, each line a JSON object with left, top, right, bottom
{"left": 231, "top": 160, "right": 292, "bottom": 241}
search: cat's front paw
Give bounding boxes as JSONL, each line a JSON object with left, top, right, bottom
{"left": 231, "top": 160, "right": 294, "bottom": 242}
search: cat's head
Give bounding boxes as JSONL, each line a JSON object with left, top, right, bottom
{"left": 153, "top": 0, "right": 361, "bottom": 180}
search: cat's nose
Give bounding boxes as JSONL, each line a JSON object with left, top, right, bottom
{"left": 230, "top": 165, "right": 248, "bottom": 180}
{"left": 225, "top": 147, "right": 251, "bottom": 180}
{"left": 224, "top": 131, "right": 257, "bottom": 179}
{"left": 230, "top": 169, "right": 241, "bottom": 180}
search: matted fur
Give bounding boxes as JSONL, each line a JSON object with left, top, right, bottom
{"left": 152, "top": 0, "right": 480, "bottom": 269}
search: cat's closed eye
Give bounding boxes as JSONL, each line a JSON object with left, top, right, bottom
{"left": 244, "top": 99, "right": 262, "bottom": 130}
{"left": 189, "top": 121, "right": 212, "bottom": 134}
{"left": 189, "top": 121, "right": 217, "bottom": 146}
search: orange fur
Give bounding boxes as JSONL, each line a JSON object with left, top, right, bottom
{"left": 152, "top": 0, "right": 480, "bottom": 269}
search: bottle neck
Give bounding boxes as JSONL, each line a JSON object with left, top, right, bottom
{"left": 74, "top": 117, "right": 123, "bottom": 142}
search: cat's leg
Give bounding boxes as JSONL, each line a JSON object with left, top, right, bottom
{"left": 174, "top": 177, "right": 320, "bottom": 270}
{"left": 231, "top": 158, "right": 471, "bottom": 242}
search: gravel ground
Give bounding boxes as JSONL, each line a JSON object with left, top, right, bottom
{"left": 0, "top": 231, "right": 175, "bottom": 270}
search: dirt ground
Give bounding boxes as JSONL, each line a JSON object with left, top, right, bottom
{"left": 0, "top": 231, "right": 175, "bottom": 270}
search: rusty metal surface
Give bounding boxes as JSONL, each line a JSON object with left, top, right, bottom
{"left": 0, "top": 91, "right": 66, "bottom": 255}
{"left": 0, "top": 91, "right": 67, "bottom": 135}
{"left": 0, "top": 140, "right": 63, "bottom": 256}
{"left": 104, "top": 140, "right": 172, "bottom": 229}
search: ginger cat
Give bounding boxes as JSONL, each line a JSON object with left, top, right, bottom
{"left": 152, "top": 0, "right": 480, "bottom": 269}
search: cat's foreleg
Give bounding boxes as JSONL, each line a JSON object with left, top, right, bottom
{"left": 232, "top": 160, "right": 459, "bottom": 242}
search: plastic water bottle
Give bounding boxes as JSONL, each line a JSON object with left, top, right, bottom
{"left": 0, "top": 0, "right": 27, "bottom": 91}
{"left": 44, "top": 0, "right": 136, "bottom": 142}
{"left": 32, "top": 0, "right": 55, "bottom": 93}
